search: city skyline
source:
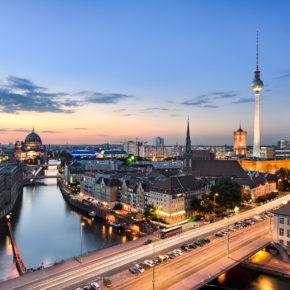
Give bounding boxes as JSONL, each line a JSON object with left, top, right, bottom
{"left": 0, "top": 1, "right": 290, "bottom": 145}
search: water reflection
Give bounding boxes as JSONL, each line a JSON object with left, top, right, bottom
{"left": 0, "top": 165, "right": 129, "bottom": 282}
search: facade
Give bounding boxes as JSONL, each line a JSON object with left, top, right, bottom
{"left": 155, "top": 137, "right": 164, "bottom": 147}
{"left": 273, "top": 202, "right": 290, "bottom": 252}
{"left": 274, "top": 149, "right": 290, "bottom": 160}
{"left": 14, "top": 129, "right": 46, "bottom": 161}
{"left": 260, "top": 147, "right": 274, "bottom": 159}
{"left": 98, "top": 150, "right": 127, "bottom": 159}
{"left": 0, "top": 163, "right": 23, "bottom": 220}
{"left": 233, "top": 126, "right": 247, "bottom": 157}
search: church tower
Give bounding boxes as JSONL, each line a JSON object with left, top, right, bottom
{"left": 233, "top": 124, "right": 247, "bottom": 157}
{"left": 183, "top": 118, "right": 192, "bottom": 171}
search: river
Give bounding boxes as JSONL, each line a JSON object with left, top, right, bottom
{"left": 0, "top": 164, "right": 129, "bottom": 282}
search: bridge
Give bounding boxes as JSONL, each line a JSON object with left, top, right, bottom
{"left": 1, "top": 194, "right": 289, "bottom": 290}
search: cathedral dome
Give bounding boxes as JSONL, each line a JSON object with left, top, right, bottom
{"left": 25, "top": 130, "right": 42, "bottom": 144}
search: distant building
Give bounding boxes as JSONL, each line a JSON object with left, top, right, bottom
{"left": 14, "top": 129, "right": 46, "bottom": 162}
{"left": 155, "top": 137, "right": 164, "bottom": 147}
{"left": 277, "top": 139, "right": 289, "bottom": 149}
{"left": 273, "top": 202, "right": 290, "bottom": 252}
{"left": 274, "top": 149, "right": 290, "bottom": 160}
{"left": 233, "top": 126, "right": 247, "bottom": 157}
{"left": 260, "top": 147, "right": 274, "bottom": 159}
{"left": 98, "top": 150, "right": 127, "bottom": 159}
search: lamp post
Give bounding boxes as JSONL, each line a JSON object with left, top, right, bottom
{"left": 80, "top": 222, "right": 85, "bottom": 263}
{"left": 149, "top": 244, "right": 155, "bottom": 290}
{"left": 224, "top": 217, "right": 230, "bottom": 258}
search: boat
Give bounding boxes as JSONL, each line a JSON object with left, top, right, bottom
{"left": 89, "top": 211, "right": 97, "bottom": 217}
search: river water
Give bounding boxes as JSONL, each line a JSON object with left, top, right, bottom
{"left": 0, "top": 165, "right": 128, "bottom": 282}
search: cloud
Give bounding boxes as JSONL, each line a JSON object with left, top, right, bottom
{"left": 85, "top": 92, "right": 132, "bottom": 104}
{"left": 203, "top": 105, "right": 219, "bottom": 108}
{"left": 232, "top": 98, "right": 254, "bottom": 104}
{"left": 170, "top": 114, "right": 179, "bottom": 117}
{"left": 123, "top": 113, "right": 133, "bottom": 116}
{"left": 276, "top": 73, "right": 290, "bottom": 79}
{"left": 181, "top": 91, "right": 237, "bottom": 108}
{"left": 13, "top": 128, "right": 31, "bottom": 132}
{"left": 96, "top": 134, "right": 110, "bottom": 137}
{"left": 74, "top": 128, "right": 86, "bottom": 130}
{"left": 40, "top": 130, "right": 60, "bottom": 133}
{"left": 114, "top": 109, "right": 127, "bottom": 112}
{"left": 0, "top": 76, "right": 134, "bottom": 114}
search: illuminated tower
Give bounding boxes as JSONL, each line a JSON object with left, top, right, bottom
{"left": 251, "top": 30, "right": 263, "bottom": 158}
{"left": 233, "top": 124, "right": 247, "bottom": 157}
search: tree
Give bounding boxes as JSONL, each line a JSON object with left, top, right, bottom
{"left": 276, "top": 168, "right": 290, "bottom": 191}
{"left": 191, "top": 195, "right": 213, "bottom": 216}
{"left": 144, "top": 204, "right": 157, "bottom": 220}
{"left": 241, "top": 188, "right": 252, "bottom": 203}
{"left": 113, "top": 203, "right": 123, "bottom": 210}
{"left": 210, "top": 177, "right": 242, "bottom": 209}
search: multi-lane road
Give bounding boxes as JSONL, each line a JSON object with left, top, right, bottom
{"left": 1, "top": 193, "right": 289, "bottom": 290}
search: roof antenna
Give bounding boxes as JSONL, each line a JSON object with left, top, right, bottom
{"left": 256, "top": 29, "right": 259, "bottom": 70}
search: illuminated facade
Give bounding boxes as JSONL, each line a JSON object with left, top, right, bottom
{"left": 14, "top": 129, "right": 46, "bottom": 162}
{"left": 233, "top": 126, "right": 247, "bottom": 157}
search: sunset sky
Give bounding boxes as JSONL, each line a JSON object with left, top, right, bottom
{"left": 0, "top": 1, "right": 289, "bottom": 145}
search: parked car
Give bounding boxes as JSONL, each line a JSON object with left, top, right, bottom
{"left": 189, "top": 243, "right": 197, "bottom": 249}
{"left": 181, "top": 245, "right": 189, "bottom": 251}
{"left": 83, "top": 286, "right": 91, "bottom": 290}
{"left": 144, "top": 260, "right": 154, "bottom": 267}
{"left": 134, "top": 263, "right": 144, "bottom": 273}
{"left": 91, "top": 282, "right": 101, "bottom": 290}
{"left": 144, "top": 239, "right": 152, "bottom": 245}
{"left": 129, "top": 267, "right": 139, "bottom": 275}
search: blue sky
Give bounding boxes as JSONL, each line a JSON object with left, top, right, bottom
{"left": 0, "top": 0, "right": 289, "bottom": 145}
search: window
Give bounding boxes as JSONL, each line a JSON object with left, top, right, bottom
{"left": 287, "top": 241, "right": 290, "bottom": 247}
{"left": 279, "top": 228, "right": 284, "bottom": 236}
{"left": 288, "top": 230, "right": 290, "bottom": 238}
{"left": 288, "top": 219, "right": 290, "bottom": 226}
{"left": 279, "top": 239, "right": 284, "bottom": 245}
{"left": 280, "top": 217, "right": 284, "bottom": 224}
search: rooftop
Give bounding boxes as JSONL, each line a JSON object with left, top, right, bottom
{"left": 273, "top": 202, "right": 290, "bottom": 217}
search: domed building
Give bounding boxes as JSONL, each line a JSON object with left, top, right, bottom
{"left": 14, "top": 129, "right": 46, "bottom": 162}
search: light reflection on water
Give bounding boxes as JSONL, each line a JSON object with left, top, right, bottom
{"left": 0, "top": 165, "right": 133, "bottom": 282}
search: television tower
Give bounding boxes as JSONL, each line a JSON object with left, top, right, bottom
{"left": 251, "top": 30, "right": 263, "bottom": 158}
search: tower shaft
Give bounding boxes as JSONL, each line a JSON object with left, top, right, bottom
{"left": 253, "top": 92, "right": 260, "bottom": 157}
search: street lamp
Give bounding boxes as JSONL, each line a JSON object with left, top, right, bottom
{"left": 224, "top": 217, "right": 230, "bottom": 258}
{"left": 149, "top": 244, "right": 155, "bottom": 290}
{"left": 214, "top": 193, "right": 219, "bottom": 212}
{"left": 80, "top": 222, "right": 85, "bottom": 263}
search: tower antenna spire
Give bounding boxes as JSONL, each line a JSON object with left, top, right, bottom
{"left": 256, "top": 29, "right": 259, "bottom": 70}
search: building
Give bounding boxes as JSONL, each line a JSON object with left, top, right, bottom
{"left": 0, "top": 163, "right": 23, "bottom": 220}
{"left": 260, "top": 147, "right": 274, "bottom": 159}
{"left": 251, "top": 31, "right": 264, "bottom": 158}
{"left": 98, "top": 150, "right": 127, "bottom": 159}
{"left": 233, "top": 126, "right": 247, "bottom": 157}
{"left": 273, "top": 201, "right": 290, "bottom": 252}
{"left": 14, "top": 129, "right": 46, "bottom": 162}
{"left": 277, "top": 139, "right": 289, "bottom": 149}
{"left": 155, "top": 137, "right": 164, "bottom": 147}
{"left": 183, "top": 118, "right": 193, "bottom": 171}
{"left": 274, "top": 149, "right": 290, "bottom": 160}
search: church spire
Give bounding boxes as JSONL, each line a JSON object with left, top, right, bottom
{"left": 185, "top": 117, "right": 192, "bottom": 155}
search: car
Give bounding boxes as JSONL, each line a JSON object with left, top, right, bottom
{"left": 192, "top": 225, "right": 199, "bottom": 229}
{"left": 144, "top": 239, "right": 152, "bottom": 245}
{"left": 129, "top": 267, "right": 139, "bottom": 275}
{"left": 153, "top": 258, "right": 161, "bottom": 265}
{"left": 167, "top": 252, "right": 176, "bottom": 259}
{"left": 173, "top": 249, "right": 183, "bottom": 255}
{"left": 83, "top": 286, "right": 91, "bottom": 290}
{"left": 181, "top": 245, "right": 189, "bottom": 252}
{"left": 144, "top": 260, "right": 154, "bottom": 267}
{"left": 91, "top": 282, "right": 101, "bottom": 290}
{"left": 189, "top": 243, "right": 197, "bottom": 249}
{"left": 134, "top": 263, "right": 144, "bottom": 273}
{"left": 163, "top": 254, "right": 170, "bottom": 260}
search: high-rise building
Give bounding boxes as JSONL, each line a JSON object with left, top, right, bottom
{"left": 154, "top": 136, "right": 164, "bottom": 147}
{"left": 251, "top": 30, "right": 264, "bottom": 158}
{"left": 233, "top": 125, "right": 247, "bottom": 157}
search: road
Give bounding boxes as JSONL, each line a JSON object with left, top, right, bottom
{"left": 0, "top": 193, "right": 288, "bottom": 290}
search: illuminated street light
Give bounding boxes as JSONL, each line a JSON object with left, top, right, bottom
{"left": 148, "top": 244, "right": 155, "bottom": 290}
{"left": 224, "top": 217, "right": 230, "bottom": 258}
{"left": 214, "top": 193, "right": 219, "bottom": 212}
{"left": 80, "top": 222, "right": 85, "bottom": 263}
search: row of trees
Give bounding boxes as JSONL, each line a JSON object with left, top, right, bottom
{"left": 191, "top": 177, "right": 251, "bottom": 216}
{"left": 277, "top": 168, "right": 290, "bottom": 191}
